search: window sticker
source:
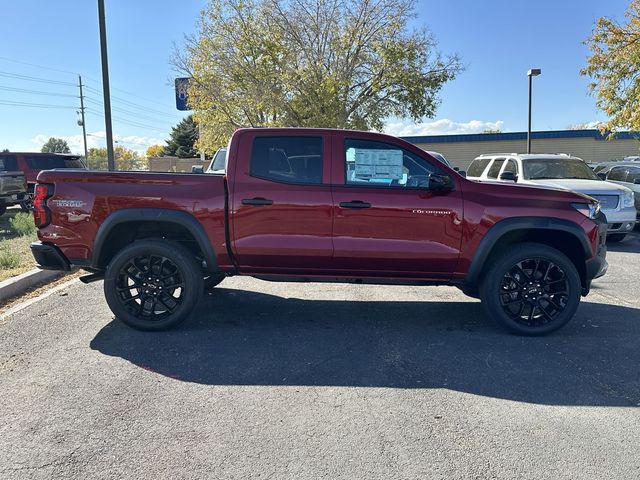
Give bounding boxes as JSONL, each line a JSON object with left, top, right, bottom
{"left": 347, "top": 148, "right": 404, "bottom": 182}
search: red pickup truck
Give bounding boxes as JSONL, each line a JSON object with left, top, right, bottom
{"left": 30, "top": 128, "right": 607, "bottom": 335}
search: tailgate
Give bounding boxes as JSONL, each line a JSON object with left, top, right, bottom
{"left": 0, "top": 171, "right": 26, "bottom": 195}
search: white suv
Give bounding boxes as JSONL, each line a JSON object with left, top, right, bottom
{"left": 467, "top": 153, "right": 637, "bottom": 241}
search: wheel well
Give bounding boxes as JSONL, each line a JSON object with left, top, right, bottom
{"left": 479, "top": 229, "right": 588, "bottom": 288}
{"left": 96, "top": 221, "right": 206, "bottom": 270}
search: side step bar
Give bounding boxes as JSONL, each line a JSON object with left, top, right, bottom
{"left": 79, "top": 272, "right": 105, "bottom": 284}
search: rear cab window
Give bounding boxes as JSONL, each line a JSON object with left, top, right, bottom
{"left": 250, "top": 136, "right": 323, "bottom": 184}
{"left": 26, "top": 155, "right": 85, "bottom": 170}
{"left": 0, "top": 155, "right": 18, "bottom": 171}
{"left": 343, "top": 138, "right": 436, "bottom": 188}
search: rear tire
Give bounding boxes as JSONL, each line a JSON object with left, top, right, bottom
{"left": 104, "top": 239, "right": 203, "bottom": 331}
{"left": 607, "top": 233, "right": 627, "bottom": 242}
{"left": 479, "top": 243, "right": 581, "bottom": 336}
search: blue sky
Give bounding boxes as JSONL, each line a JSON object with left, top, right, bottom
{"left": 0, "top": 0, "right": 632, "bottom": 153}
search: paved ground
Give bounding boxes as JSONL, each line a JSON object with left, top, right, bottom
{"left": 1, "top": 233, "right": 639, "bottom": 479}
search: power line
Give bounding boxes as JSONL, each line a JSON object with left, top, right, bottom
{"left": 86, "top": 108, "right": 167, "bottom": 133}
{"left": 83, "top": 84, "right": 180, "bottom": 118}
{"left": 0, "top": 85, "right": 78, "bottom": 98}
{"left": 0, "top": 56, "right": 80, "bottom": 77}
{"left": 84, "top": 96, "right": 174, "bottom": 126}
{"left": 0, "top": 99, "right": 76, "bottom": 109}
{"left": 0, "top": 70, "right": 76, "bottom": 86}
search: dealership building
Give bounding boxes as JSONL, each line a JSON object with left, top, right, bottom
{"left": 401, "top": 129, "right": 639, "bottom": 170}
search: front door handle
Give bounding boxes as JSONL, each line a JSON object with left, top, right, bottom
{"left": 242, "top": 197, "right": 273, "bottom": 206}
{"left": 339, "top": 200, "right": 371, "bottom": 209}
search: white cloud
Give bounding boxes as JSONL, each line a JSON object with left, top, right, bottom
{"left": 383, "top": 118, "right": 505, "bottom": 137}
{"left": 30, "top": 131, "right": 164, "bottom": 155}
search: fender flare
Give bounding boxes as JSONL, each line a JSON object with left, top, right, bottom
{"left": 465, "top": 216, "right": 591, "bottom": 286}
{"left": 91, "top": 208, "right": 219, "bottom": 273}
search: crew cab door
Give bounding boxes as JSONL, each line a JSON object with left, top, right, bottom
{"left": 229, "top": 131, "right": 333, "bottom": 272}
{"left": 330, "top": 135, "right": 464, "bottom": 278}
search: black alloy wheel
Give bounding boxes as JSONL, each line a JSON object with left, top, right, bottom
{"left": 480, "top": 243, "right": 581, "bottom": 336}
{"left": 498, "top": 258, "right": 569, "bottom": 328}
{"left": 104, "top": 240, "right": 203, "bottom": 331}
{"left": 116, "top": 254, "right": 185, "bottom": 321}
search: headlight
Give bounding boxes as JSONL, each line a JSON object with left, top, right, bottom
{"left": 571, "top": 201, "right": 600, "bottom": 219}
{"left": 621, "top": 189, "right": 635, "bottom": 208}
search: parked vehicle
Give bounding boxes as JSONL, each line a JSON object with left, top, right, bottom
{"left": 426, "top": 151, "right": 466, "bottom": 176}
{"left": 467, "top": 153, "right": 636, "bottom": 241}
{"left": 31, "top": 128, "right": 607, "bottom": 336}
{"left": 10, "top": 153, "right": 86, "bottom": 211}
{"left": 206, "top": 148, "right": 227, "bottom": 173}
{"left": 604, "top": 163, "right": 640, "bottom": 222}
{"left": 0, "top": 154, "right": 27, "bottom": 215}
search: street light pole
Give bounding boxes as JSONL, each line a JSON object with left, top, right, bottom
{"left": 527, "top": 68, "right": 541, "bottom": 154}
{"left": 97, "top": 0, "right": 115, "bottom": 171}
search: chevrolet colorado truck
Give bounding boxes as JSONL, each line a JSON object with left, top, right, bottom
{"left": 30, "top": 128, "right": 608, "bottom": 335}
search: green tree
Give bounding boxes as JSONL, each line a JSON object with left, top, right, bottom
{"left": 163, "top": 115, "right": 198, "bottom": 157}
{"left": 174, "top": 0, "right": 462, "bottom": 153}
{"left": 146, "top": 144, "right": 165, "bottom": 158}
{"left": 86, "top": 146, "right": 146, "bottom": 170}
{"left": 41, "top": 137, "right": 71, "bottom": 153}
{"left": 582, "top": 1, "right": 640, "bottom": 132}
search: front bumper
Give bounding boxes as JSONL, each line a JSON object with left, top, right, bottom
{"left": 30, "top": 242, "right": 71, "bottom": 271}
{"left": 602, "top": 206, "right": 636, "bottom": 234}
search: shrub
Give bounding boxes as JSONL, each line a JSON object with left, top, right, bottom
{"left": 10, "top": 212, "right": 36, "bottom": 236}
{"left": 0, "top": 248, "right": 20, "bottom": 269}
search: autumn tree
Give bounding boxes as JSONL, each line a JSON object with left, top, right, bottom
{"left": 174, "top": 0, "right": 462, "bottom": 152}
{"left": 86, "top": 146, "right": 146, "bottom": 171}
{"left": 41, "top": 137, "right": 71, "bottom": 153}
{"left": 163, "top": 115, "right": 198, "bottom": 157}
{"left": 146, "top": 144, "right": 165, "bottom": 158}
{"left": 582, "top": 1, "right": 640, "bottom": 132}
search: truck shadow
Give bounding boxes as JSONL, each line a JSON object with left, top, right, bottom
{"left": 90, "top": 288, "right": 640, "bottom": 407}
{"left": 607, "top": 230, "right": 640, "bottom": 253}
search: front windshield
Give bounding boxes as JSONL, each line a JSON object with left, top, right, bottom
{"left": 523, "top": 158, "right": 600, "bottom": 181}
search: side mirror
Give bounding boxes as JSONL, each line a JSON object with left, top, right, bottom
{"left": 191, "top": 165, "right": 204, "bottom": 174}
{"left": 458, "top": 170, "right": 467, "bottom": 178}
{"left": 499, "top": 171, "right": 517, "bottom": 182}
{"left": 453, "top": 166, "right": 460, "bottom": 171}
{"left": 428, "top": 173, "right": 454, "bottom": 191}
{"left": 597, "top": 172, "right": 606, "bottom": 180}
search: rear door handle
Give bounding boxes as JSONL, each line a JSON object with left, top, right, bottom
{"left": 339, "top": 200, "right": 371, "bottom": 209}
{"left": 242, "top": 197, "right": 273, "bottom": 206}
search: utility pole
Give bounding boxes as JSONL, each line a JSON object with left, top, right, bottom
{"left": 97, "top": 0, "right": 115, "bottom": 171}
{"left": 78, "top": 75, "right": 88, "bottom": 160}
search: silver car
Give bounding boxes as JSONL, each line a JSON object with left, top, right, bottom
{"left": 604, "top": 163, "right": 640, "bottom": 222}
{"left": 467, "top": 153, "right": 637, "bottom": 241}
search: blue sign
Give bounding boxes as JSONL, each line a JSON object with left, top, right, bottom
{"left": 175, "top": 77, "right": 191, "bottom": 111}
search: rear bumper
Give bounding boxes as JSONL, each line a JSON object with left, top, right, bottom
{"left": 30, "top": 242, "right": 71, "bottom": 271}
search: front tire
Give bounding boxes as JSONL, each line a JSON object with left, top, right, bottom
{"left": 479, "top": 243, "right": 581, "bottom": 336}
{"left": 104, "top": 239, "right": 203, "bottom": 331}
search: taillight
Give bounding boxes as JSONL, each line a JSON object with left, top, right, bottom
{"left": 33, "top": 183, "right": 53, "bottom": 228}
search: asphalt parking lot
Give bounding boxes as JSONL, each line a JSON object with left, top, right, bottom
{"left": 1, "top": 233, "right": 639, "bottom": 479}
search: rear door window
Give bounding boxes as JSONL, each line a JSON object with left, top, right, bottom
{"left": 626, "top": 167, "right": 640, "bottom": 184}
{"left": 487, "top": 158, "right": 505, "bottom": 179}
{"left": 250, "top": 136, "right": 323, "bottom": 184}
{"left": 606, "top": 166, "right": 628, "bottom": 182}
{"left": 0, "top": 155, "right": 18, "bottom": 171}
{"left": 25, "top": 156, "right": 85, "bottom": 169}
{"left": 467, "top": 158, "right": 491, "bottom": 177}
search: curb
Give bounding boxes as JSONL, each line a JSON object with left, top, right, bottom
{"left": 0, "top": 268, "right": 64, "bottom": 304}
